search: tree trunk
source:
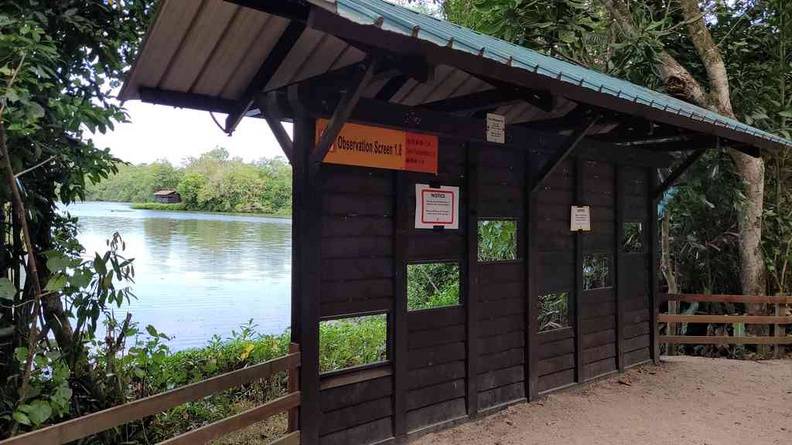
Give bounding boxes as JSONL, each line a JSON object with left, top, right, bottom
{"left": 730, "top": 150, "right": 767, "bottom": 297}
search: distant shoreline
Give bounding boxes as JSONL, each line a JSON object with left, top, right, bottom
{"left": 78, "top": 200, "right": 292, "bottom": 219}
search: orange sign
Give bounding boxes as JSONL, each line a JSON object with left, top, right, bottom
{"left": 316, "top": 119, "right": 438, "bottom": 174}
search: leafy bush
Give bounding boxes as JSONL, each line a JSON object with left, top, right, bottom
{"left": 538, "top": 292, "right": 570, "bottom": 332}
{"left": 478, "top": 219, "right": 517, "bottom": 261}
{"left": 319, "top": 315, "right": 388, "bottom": 373}
{"left": 407, "top": 263, "right": 460, "bottom": 310}
{"left": 130, "top": 202, "right": 186, "bottom": 211}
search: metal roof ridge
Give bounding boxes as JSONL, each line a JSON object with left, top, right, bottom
{"left": 336, "top": 0, "right": 792, "bottom": 149}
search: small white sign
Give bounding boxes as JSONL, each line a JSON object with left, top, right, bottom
{"left": 415, "top": 184, "right": 460, "bottom": 229}
{"left": 486, "top": 113, "right": 505, "bottom": 144}
{"left": 570, "top": 206, "right": 591, "bottom": 231}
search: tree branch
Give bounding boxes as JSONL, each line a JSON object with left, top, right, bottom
{"left": 678, "top": 0, "right": 734, "bottom": 116}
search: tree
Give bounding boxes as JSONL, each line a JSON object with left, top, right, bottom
{"left": 0, "top": 0, "right": 155, "bottom": 436}
{"left": 443, "top": 0, "right": 789, "bottom": 298}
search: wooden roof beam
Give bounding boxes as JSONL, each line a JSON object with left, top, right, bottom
{"left": 420, "top": 89, "right": 522, "bottom": 114}
{"left": 138, "top": 88, "right": 238, "bottom": 114}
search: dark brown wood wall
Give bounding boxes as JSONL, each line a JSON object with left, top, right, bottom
{"left": 476, "top": 145, "right": 527, "bottom": 410}
{"left": 534, "top": 159, "right": 576, "bottom": 393}
{"left": 403, "top": 140, "right": 468, "bottom": 432}
{"left": 317, "top": 163, "right": 396, "bottom": 445}
{"left": 293, "top": 112, "right": 663, "bottom": 445}
{"left": 620, "top": 166, "right": 652, "bottom": 366}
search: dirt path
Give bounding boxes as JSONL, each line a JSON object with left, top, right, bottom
{"left": 413, "top": 356, "right": 792, "bottom": 445}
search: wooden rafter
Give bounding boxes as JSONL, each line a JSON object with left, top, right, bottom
{"left": 225, "top": 21, "right": 306, "bottom": 134}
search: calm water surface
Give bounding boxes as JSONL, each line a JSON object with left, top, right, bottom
{"left": 62, "top": 202, "right": 291, "bottom": 350}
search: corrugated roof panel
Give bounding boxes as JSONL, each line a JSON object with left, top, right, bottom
{"left": 266, "top": 28, "right": 326, "bottom": 91}
{"left": 329, "top": 45, "right": 367, "bottom": 71}
{"left": 158, "top": 1, "right": 239, "bottom": 92}
{"left": 220, "top": 15, "right": 289, "bottom": 99}
{"left": 291, "top": 36, "right": 351, "bottom": 84}
{"left": 131, "top": 0, "right": 204, "bottom": 93}
{"left": 335, "top": 0, "right": 792, "bottom": 148}
{"left": 401, "top": 65, "right": 455, "bottom": 106}
{"left": 191, "top": 7, "right": 271, "bottom": 97}
{"left": 421, "top": 69, "right": 471, "bottom": 104}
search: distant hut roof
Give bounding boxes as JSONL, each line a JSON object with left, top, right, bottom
{"left": 153, "top": 190, "right": 178, "bottom": 196}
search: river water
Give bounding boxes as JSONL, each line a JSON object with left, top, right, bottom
{"left": 61, "top": 201, "right": 292, "bottom": 350}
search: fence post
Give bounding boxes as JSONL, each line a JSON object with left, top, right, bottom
{"left": 667, "top": 299, "right": 677, "bottom": 356}
{"left": 774, "top": 296, "right": 783, "bottom": 359}
{"left": 288, "top": 342, "right": 300, "bottom": 432}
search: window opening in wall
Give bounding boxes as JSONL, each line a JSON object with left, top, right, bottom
{"left": 583, "top": 254, "right": 612, "bottom": 289}
{"left": 478, "top": 219, "right": 518, "bottom": 261}
{"left": 538, "top": 291, "right": 571, "bottom": 332}
{"left": 407, "top": 262, "right": 460, "bottom": 311}
{"left": 319, "top": 314, "right": 388, "bottom": 373}
{"left": 622, "top": 222, "right": 644, "bottom": 253}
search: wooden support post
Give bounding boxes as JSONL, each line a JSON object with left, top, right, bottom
{"left": 288, "top": 342, "right": 300, "bottom": 432}
{"left": 465, "top": 143, "right": 480, "bottom": 416}
{"left": 774, "top": 295, "right": 784, "bottom": 358}
{"left": 614, "top": 166, "right": 625, "bottom": 370}
{"left": 392, "top": 171, "right": 408, "bottom": 439}
{"left": 293, "top": 114, "right": 321, "bottom": 445}
{"left": 648, "top": 168, "right": 660, "bottom": 364}
{"left": 573, "top": 158, "right": 585, "bottom": 382}
{"left": 525, "top": 153, "right": 539, "bottom": 401}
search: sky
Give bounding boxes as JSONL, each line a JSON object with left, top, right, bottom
{"left": 90, "top": 101, "right": 292, "bottom": 166}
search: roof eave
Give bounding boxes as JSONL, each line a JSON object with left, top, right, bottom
{"left": 306, "top": 5, "right": 786, "bottom": 154}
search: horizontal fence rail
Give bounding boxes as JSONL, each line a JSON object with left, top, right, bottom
{"left": 0, "top": 346, "right": 301, "bottom": 445}
{"left": 659, "top": 294, "right": 792, "bottom": 350}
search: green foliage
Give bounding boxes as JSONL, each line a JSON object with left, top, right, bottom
{"left": 538, "top": 292, "right": 569, "bottom": 332}
{"left": 444, "top": 0, "right": 611, "bottom": 69}
{"left": 85, "top": 149, "right": 293, "bottom": 215}
{"left": 582, "top": 254, "right": 611, "bottom": 290}
{"left": 319, "top": 315, "right": 388, "bottom": 372}
{"left": 478, "top": 219, "right": 517, "bottom": 261}
{"left": 622, "top": 222, "right": 644, "bottom": 253}
{"left": 663, "top": 149, "right": 743, "bottom": 294}
{"left": 407, "top": 262, "right": 460, "bottom": 310}
{"left": 0, "top": 0, "right": 156, "bottom": 437}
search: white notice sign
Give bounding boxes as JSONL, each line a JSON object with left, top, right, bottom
{"left": 415, "top": 184, "right": 460, "bottom": 229}
{"left": 570, "top": 206, "right": 591, "bottom": 231}
{"left": 486, "top": 113, "right": 505, "bottom": 144}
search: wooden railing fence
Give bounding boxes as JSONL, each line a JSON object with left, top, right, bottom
{"left": 0, "top": 343, "right": 301, "bottom": 445}
{"left": 659, "top": 294, "right": 792, "bottom": 357}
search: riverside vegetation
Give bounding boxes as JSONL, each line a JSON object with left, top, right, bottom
{"left": 85, "top": 147, "right": 293, "bottom": 215}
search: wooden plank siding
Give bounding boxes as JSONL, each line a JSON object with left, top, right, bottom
{"left": 302, "top": 107, "right": 661, "bottom": 443}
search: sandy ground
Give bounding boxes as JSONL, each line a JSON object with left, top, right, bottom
{"left": 414, "top": 356, "right": 792, "bottom": 445}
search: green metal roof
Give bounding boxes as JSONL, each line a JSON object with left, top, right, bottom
{"left": 333, "top": 0, "right": 791, "bottom": 149}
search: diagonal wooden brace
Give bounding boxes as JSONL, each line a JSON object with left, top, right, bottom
{"left": 309, "top": 59, "right": 377, "bottom": 169}
{"left": 254, "top": 93, "right": 294, "bottom": 164}
{"left": 530, "top": 117, "right": 599, "bottom": 194}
